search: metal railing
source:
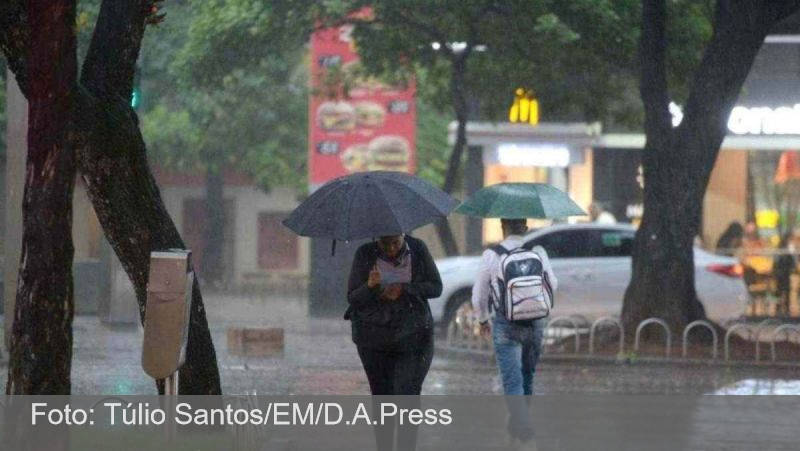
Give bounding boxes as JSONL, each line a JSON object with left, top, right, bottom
{"left": 589, "top": 316, "right": 624, "bottom": 355}
{"left": 682, "top": 320, "right": 718, "bottom": 360}
{"left": 544, "top": 316, "right": 581, "bottom": 354}
{"left": 443, "top": 311, "right": 800, "bottom": 365}
{"left": 634, "top": 318, "right": 672, "bottom": 358}
{"left": 769, "top": 324, "right": 800, "bottom": 362}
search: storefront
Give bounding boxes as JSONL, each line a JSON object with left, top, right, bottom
{"left": 450, "top": 122, "right": 599, "bottom": 245}
{"left": 455, "top": 123, "right": 800, "bottom": 249}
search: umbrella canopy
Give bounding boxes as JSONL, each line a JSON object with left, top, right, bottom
{"left": 283, "top": 171, "right": 459, "bottom": 241}
{"left": 456, "top": 182, "right": 586, "bottom": 219}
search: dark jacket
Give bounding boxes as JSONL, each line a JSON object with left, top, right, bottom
{"left": 345, "top": 236, "right": 442, "bottom": 348}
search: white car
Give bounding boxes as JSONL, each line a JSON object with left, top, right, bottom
{"left": 430, "top": 223, "right": 748, "bottom": 330}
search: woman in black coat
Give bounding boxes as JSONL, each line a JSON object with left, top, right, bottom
{"left": 345, "top": 234, "right": 442, "bottom": 451}
{"left": 345, "top": 233, "right": 442, "bottom": 395}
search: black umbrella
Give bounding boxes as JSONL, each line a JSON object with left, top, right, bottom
{"left": 283, "top": 171, "right": 459, "bottom": 252}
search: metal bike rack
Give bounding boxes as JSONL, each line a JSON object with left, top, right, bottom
{"left": 754, "top": 318, "right": 781, "bottom": 362}
{"left": 682, "top": 320, "right": 718, "bottom": 359}
{"left": 545, "top": 316, "right": 580, "bottom": 353}
{"left": 770, "top": 324, "right": 800, "bottom": 362}
{"left": 589, "top": 316, "right": 625, "bottom": 355}
{"left": 568, "top": 314, "right": 591, "bottom": 328}
{"left": 634, "top": 318, "right": 672, "bottom": 357}
{"left": 724, "top": 323, "right": 756, "bottom": 361}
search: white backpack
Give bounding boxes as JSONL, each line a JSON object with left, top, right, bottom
{"left": 490, "top": 244, "right": 554, "bottom": 321}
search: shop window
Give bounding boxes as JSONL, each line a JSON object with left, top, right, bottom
{"left": 258, "top": 212, "right": 299, "bottom": 270}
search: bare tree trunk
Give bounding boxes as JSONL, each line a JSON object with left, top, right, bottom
{"left": 436, "top": 54, "right": 471, "bottom": 256}
{"left": 0, "top": 0, "right": 222, "bottom": 395}
{"left": 622, "top": 0, "right": 800, "bottom": 337}
{"left": 5, "top": 1, "right": 76, "bottom": 446}
{"left": 6, "top": 0, "right": 77, "bottom": 397}
{"left": 74, "top": 0, "right": 221, "bottom": 394}
{"left": 203, "top": 165, "right": 226, "bottom": 286}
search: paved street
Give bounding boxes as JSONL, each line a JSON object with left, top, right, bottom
{"left": 1, "top": 293, "right": 798, "bottom": 395}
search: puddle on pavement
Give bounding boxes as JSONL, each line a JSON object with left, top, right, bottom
{"left": 713, "top": 379, "right": 800, "bottom": 395}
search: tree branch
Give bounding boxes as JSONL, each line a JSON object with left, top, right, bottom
{"left": 774, "top": 0, "right": 800, "bottom": 22}
{"left": 639, "top": 0, "right": 671, "bottom": 141}
{"left": 392, "top": 10, "right": 453, "bottom": 57}
{"left": 681, "top": 0, "right": 800, "bottom": 185}
{"left": 80, "top": 0, "right": 156, "bottom": 99}
{"left": 0, "top": 0, "right": 29, "bottom": 96}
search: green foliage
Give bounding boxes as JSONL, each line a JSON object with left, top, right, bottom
{"left": 345, "top": 0, "right": 711, "bottom": 130}
{"left": 139, "top": 0, "right": 309, "bottom": 193}
{"left": 415, "top": 100, "right": 451, "bottom": 187}
{"left": 173, "top": 0, "right": 318, "bottom": 88}
{"left": 1, "top": 0, "right": 713, "bottom": 190}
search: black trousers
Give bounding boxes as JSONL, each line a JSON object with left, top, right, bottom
{"left": 357, "top": 331, "right": 433, "bottom": 451}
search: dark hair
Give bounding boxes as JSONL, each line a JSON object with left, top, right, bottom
{"left": 501, "top": 218, "right": 528, "bottom": 236}
{"left": 715, "top": 221, "right": 743, "bottom": 251}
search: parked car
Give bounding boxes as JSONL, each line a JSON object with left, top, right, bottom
{"left": 430, "top": 223, "right": 748, "bottom": 332}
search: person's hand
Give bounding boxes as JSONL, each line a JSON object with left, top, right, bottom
{"left": 479, "top": 322, "right": 491, "bottom": 339}
{"left": 368, "top": 264, "right": 381, "bottom": 289}
{"left": 381, "top": 283, "right": 404, "bottom": 301}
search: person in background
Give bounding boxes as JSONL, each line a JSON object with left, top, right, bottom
{"left": 715, "top": 221, "right": 744, "bottom": 256}
{"left": 473, "top": 218, "right": 557, "bottom": 451}
{"left": 739, "top": 222, "right": 772, "bottom": 303}
{"left": 773, "top": 232, "right": 797, "bottom": 316}
{"left": 588, "top": 202, "right": 617, "bottom": 224}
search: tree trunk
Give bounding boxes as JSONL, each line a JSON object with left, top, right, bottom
{"left": 6, "top": 0, "right": 77, "bottom": 397}
{"left": 0, "top": 0, "right": 223, "bottom": 395}
{"left": 76, "top": 0, "right": 221, "bottom": 395}
{"left": 5, "top": 2, "right": 76, "bottom": 446}
{"left": 72, "top": 91, "right": 221, "bottom": 394}
{"left": 622, "top": 0, "right": 800, "bottom": 338}
{"left": 435, "top": 54, "right": 471, "bottom": 256}
{"left": 202, "top": 165, "right": 226, "bottom": 286}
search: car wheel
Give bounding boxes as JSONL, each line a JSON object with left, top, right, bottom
{"left": 440, "top": 290, "right": 473, "bottom": 336}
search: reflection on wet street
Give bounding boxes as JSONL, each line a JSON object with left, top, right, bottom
{"left": 1, "top": 293, "right": 798, "bottom": 395}
{"left": 713, "top": 379, "right": 800, "bottom": 395}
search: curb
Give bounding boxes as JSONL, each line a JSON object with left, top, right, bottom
{"left": 435, "top": 344, "right": 800, "bottom": 370}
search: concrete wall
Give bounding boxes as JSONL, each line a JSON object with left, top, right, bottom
{"left": 160, "top": 185, "right": 309, "bottom": 284}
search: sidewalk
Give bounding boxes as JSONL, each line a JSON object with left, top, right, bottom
{"left": 0, "top": 292, "right": 798, "bottom": 395}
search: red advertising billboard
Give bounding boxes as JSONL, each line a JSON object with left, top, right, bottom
{"left": 309, "top": 20, "right": 416, "bottom": 188}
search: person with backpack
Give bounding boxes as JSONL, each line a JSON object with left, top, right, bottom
{"left": 472, "top": 218, "right": 557, "bottom": 450}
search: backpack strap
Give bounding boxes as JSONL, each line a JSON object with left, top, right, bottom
{"left": 490, "top": 244, "right": 509, "bottom": 255}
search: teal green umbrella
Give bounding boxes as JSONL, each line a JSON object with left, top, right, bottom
{"left": 456, "top": 183, "right": 587, "bottom": 219}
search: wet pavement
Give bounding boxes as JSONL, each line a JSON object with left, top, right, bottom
{"left": 0, "top": 292, "right": 798, "bottom": 395}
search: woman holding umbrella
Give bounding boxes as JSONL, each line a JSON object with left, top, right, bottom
{"left": 345, "top": 233, "right": 441, "bottom": 396}
{"left": 283, "top": 171, "right": 457, "bottom": 451}
{"left": 345, "top": 233, "right": 442, "bottom": 451}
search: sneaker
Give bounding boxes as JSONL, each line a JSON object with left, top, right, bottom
{"left": 505, "top": 414, "right": 517, "bottom": 447}
{"left": 517, "top": 438, "right": 539, "bottom": 451}
{"left": 506, "top": 433, "right": 519, "bottom": 449}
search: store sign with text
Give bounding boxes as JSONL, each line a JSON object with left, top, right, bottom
{"left": 309, "top": 16, "right": 416, "bottom": 188}
{"left": 727, "top": 105, "right": 800, "bottom": 135}
{"left": 672, "top": 102, "right": 800, "bottom": 135}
